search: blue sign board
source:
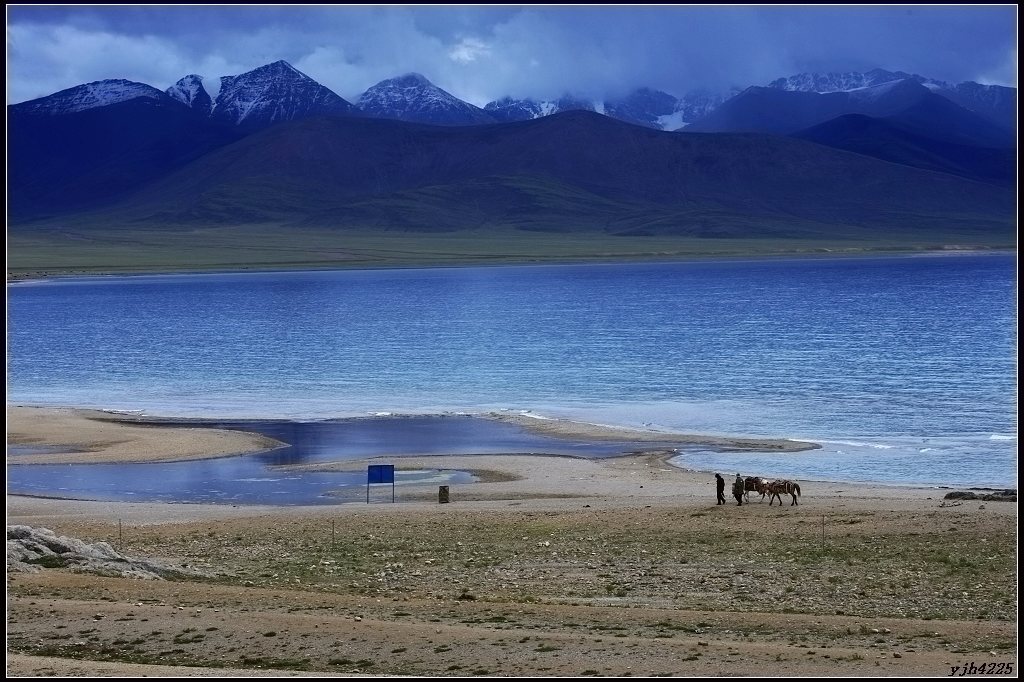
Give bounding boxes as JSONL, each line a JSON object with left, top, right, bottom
{"left": 367, "top": 464, "right": 396, "bottom": 503}
{"left": 367, "top": 465, "right": 395, "bottom": 484}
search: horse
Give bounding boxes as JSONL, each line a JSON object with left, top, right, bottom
{"left": 743, "top": 476, "right": 770, "bottom": 503}
{"left": 766, "top": 479, "right": 802, "bottom": 506}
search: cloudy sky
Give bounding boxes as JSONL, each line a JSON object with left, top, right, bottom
{"left": 6, "top": 5, "right": 1018, "bottom": 106}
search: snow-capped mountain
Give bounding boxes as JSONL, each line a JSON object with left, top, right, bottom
{"left": 604, "top": 88, "right": 677, "bottom": 128}
{"left": 11, "top": 62, "right": 1013, "bottom": 139}
{"left": 484, "top": 96, "right": 595, "bottom": 121}
{"left": 484, "top": 88, "right": 737, "bottom": 131}
{"left": 671, "top": 89, "right": 741, "bottom": 127}
{"left": 483, "top": 97, "right": 543, "bottom": 122}
{"left": 356, "top": 73, "right": 494, "bottom": 125}
{"left": 767, "top": 69, "right": 932, "bottom": 93}
{"left": 210, "top": 60, "right": 354, "bottom": 128}
{"left": 10, "top": 79, "right": 172, "bottom": 116}
{"left": 166, "top": 75, "right": 213, "bottom": 116}
{"left": 934, "top": 81, "right": 1016, "bottom": 132}
{"left": 688, "top": 78, "right": 1014, "bottom": 148}
{"left": 484, "top": 95, "right": 596, "bottom": 122}
{"left": 769, "top": 69, "right": 1016, "bottom": 132}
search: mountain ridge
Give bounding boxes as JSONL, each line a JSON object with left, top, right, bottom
{"left": 687, "top": 79, "right": 1014, "bottom": 148}
{"left": 12, "top": 110, "right": 1010, "bottom": 244}
{"left": 356, "top": 72, "right": 494, "bottom": 126}
{"left": 11, "top": 62, "right": 1015, "bottom": 135}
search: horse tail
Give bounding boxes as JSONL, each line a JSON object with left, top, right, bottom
{"left": 794, "top": 482, "right": 801, "bottom": 498}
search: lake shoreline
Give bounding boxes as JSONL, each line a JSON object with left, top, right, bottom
{"left": 7, "top": 245, "right": 1015, "bottom": 282}
{"left": 8, "top": 404, "right": 986, "bottom": 503}
{"left": 6, "top": 405, "right": 816, "bottom": 467}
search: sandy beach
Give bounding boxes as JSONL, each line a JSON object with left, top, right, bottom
{"left": 6, "top": 406, "right": 285, "bottom": 464}
{"left": 6, "top": 406, "right": 1017, "bottom": 677}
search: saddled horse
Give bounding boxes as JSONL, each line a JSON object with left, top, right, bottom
{"left": 766, "top": 479, "right": 802, "bottom": 506}
{"left": 743, "top": 476, "right": 770, "bottom": 503}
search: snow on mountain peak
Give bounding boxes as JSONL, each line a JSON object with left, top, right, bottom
{"left": 357, "top": 73, "right": 492, "bottom": 125}
{"left": 166, "top": 75, "right": 212, "bottom": 115}
{"left": 767, "top": 69, "right": 948, "bottom": 94}
{"left": 483, "top": 94, "right": 601, "bottom": 122}
{"left": 482, "top": 87, "right": 738, "bottom": 130}
{"left": 845, "top": 78, "right": 924, "bottom": 101}
{"left": 13, "top": 79, "right": 168, "bottom": 116}
{"left": 210, "top": 60, "right": 352, "bottom": 126}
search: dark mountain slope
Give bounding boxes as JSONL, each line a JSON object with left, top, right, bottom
{"left": 25, "top": 111, "right": 1011, "bottom": 241}
{"left": 794, "top": 114, "right": 1016, "bottom": 187}
{"left": 8, "top": 98, "right": 243, "bottom": 219}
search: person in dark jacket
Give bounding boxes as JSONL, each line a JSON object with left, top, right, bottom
{"left": 733, "top": 473, "right": 745, "bottom": 505}
{"left": 715, "top": 473, "right": 726, "bottom": 505}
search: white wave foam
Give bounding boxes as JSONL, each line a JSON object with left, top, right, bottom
{"left": 816, "top": 439, "right": 894, "bottom": 449}
{"left": 518, "top": 411, "right": 553, "bottom": 420}
{"left": 989, "top": 434, "right": 1016, "bottom": 440}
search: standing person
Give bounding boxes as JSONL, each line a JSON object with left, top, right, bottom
{"left": 715, "top": 473, "right": 726, "bottom": 505}
{"left": 733, "top": 473, "right": 744, "bottom": 506}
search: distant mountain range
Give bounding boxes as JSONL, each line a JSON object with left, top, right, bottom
{"left": 767, "top": 68, "right": 1016, "bottom": 132}
{"left": 11, "top": 61, "right": 1014, "bottom": 133}
{"left": 483, "top": 88, "right": 738, "bottom": 130}
{"left": 8, "top": 61, "right": 1016, "bottom": 246}
{"left": 687, "top": 78, "right": 1013, "bottom": 145}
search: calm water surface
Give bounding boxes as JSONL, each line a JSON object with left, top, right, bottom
{"left": 8, "top": 416, "right": 653, "bottom": 505}
{"left": 7, "top": 253, "right": 1017, "bottom": 491}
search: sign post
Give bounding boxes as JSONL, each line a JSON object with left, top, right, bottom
{"left": 367, "top": 464, "right": 396, "bottom": 503}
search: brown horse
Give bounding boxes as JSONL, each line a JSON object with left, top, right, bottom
{"left": 766, "top": 479, "right": 802, "bottom": 506}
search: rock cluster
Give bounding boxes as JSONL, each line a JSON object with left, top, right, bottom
{"left": 943, "top": 490, "right": 1017, "bottom": 502}
{"left": 7, "top": 525, "right": 205, "bottom": 579}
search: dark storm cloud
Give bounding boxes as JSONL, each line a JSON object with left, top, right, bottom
{"left": 6, "top": 5, "right": 1017, "bottom": 106}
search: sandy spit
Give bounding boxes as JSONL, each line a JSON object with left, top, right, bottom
{"left": 6, "top": 406, "right": 285, "bottom": 465}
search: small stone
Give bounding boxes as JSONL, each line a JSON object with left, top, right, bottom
{"left": 893, "top": 653, "right": 902, "bottom": 659}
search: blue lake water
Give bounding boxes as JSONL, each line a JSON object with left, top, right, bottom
{"left": 8, "top": 416, "right": 659, "bottom": 505}
{"left": 7, "top": 253, "right": 1018, "bottom": 490}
